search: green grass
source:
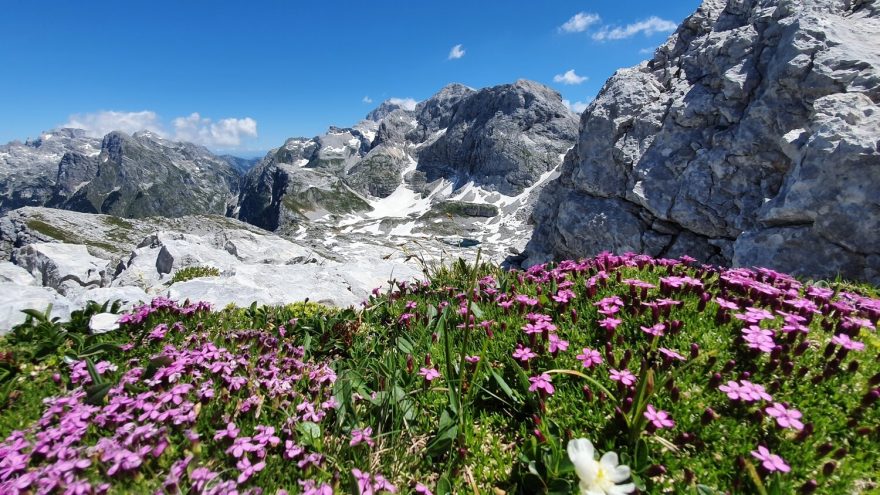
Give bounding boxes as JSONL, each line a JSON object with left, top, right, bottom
{"left": 169, "top": 265, "right": 222, "bottom": 284}
{"left": 0, "top": 256, "right": 878, "bottom": 494}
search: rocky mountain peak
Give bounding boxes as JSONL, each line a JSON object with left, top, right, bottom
{"left": 365, "top": 100, "right": 415, "bottom": 122}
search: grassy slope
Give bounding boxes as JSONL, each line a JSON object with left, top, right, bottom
{"left": 0, "top": 254, "right": 878, "bottom": 494}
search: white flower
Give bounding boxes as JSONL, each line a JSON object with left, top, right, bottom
{"left": 567, "top": 438, "right": 636, "bottom": 495}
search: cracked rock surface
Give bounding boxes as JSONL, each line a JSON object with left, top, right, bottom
{"left": 525, "top": 0, "right": 880, "bottom": 284}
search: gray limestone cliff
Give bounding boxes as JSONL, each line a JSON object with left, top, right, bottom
{"left": 525, "top": 0, "right": 880, "bottom": 284}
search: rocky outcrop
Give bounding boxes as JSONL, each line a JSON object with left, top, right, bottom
{"left": 0, "top": 129, "right": 246, "bottom": 219}
{"left": 59, "top": 131, "right": 241, "bottom": 218}
{"left": 525, "top": 0, "right": 880, "bottom": 284}
{"left": 0, "top": 129, "right": 101, "bottom": 214}
{"left": 15, "top": 243, "right": 110, "bottom": 296}
{"left": 416, "top": 80, "right": 578, "bottom": 195}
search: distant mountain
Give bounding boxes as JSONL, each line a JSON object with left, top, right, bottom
{"left": 238, "top": 79, "right": 579, "bottom": 237}
{"left": 0, "top": 128, "right": 101, "bottom": 214}
{"left": 0, "top": 129, "right": 241, "bottom": 218}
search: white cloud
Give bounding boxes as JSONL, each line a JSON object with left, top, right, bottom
{"left": 562, "top": 99, "right": 590, "bottom": 113}
{"left": 171, "top": 113, "right": 258, "bottom": 148}
{"left": 362, "top": 96, "right": 373, "bottom": 104}
{"left": 553, "top": 69, "right": 588, "bottom": 85}
{"left": 388, "top": 97, "right": 418, "bottom": 111}
{"left": 448, "top": 44, "right": 465, "bottom": 60}
{"left": 639, "top": 47, "right": 655, "bottom": 54}
{"left": 63, "top": 110, "right": 164, "bottom": 137}
{"left": 559, "top": 12, "right": 600, "bottom": 33}
{"left": 62, "top": 110, "right": 259, "bottom": 148}
{"left": 592, "top": 16, "right": 677, "bottom": 41}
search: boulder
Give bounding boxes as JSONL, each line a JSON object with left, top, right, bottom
{"left": 0, "top": 283, "right": 73, "bottom": 334}
{"left": 0, "top": 261, "right": 36, "bottom": 285}
{"left": 15, "top": 242, "right": 109, "bottom": 296}
{"left": 88, "top": 313, "right": 120, "bottom": 334}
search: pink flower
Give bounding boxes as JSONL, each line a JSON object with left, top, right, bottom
{"left": 640, "top": 323, "right": 666, "bottom": 337}
{"left": 658, "top": 348, "right": 685, "bottom": 361}
{"left": 719, "top": 380, "right": 772, "bottom": 402}
{"left": 576, "top": 348, "right": 603, "bottom": 368}
{"left": 644, "top": 405, "right": 675, "bottom": 429}
{"left": 831, "top": 333, "right": 865, "bottom": 351}
{"left": 548, "top": 334, "right": 569, "bottom": 354}
{"left": 609, "top": 369, "right": 636, "bottom": 387}
{"left": 350, "top": 427, "right": 375, "bottom": 447}
{"left": 414, "top": 482, "right": 434, "bottom": 495}
{"left": 419, "top": 368, "right": 440, "bottom": 382}
{"left": 765, "top": 403, "right": 804, "bottom": 431}
{"left": 598, "top": 317, "right": 622, "bottom": 331}
{"left": 528, "top": 373, "right": 555, "bottom": 395}
{"left": 750, "top": 446, "right": 790, "bottom": 473}
{"left": 512, "top": 345, "right": 537, "bottom": 362}
{"left": 213, "top": 422, "right": 239, "bottom": 441}
{"left": 236, "top": 456, "right": 266, "bottom": 484}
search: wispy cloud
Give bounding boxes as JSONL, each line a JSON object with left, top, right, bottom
{"left": 559, "top": 12, "right": 600, "bottom": 33}
{"left": 553, "top": 69, "right": 588, "bottom": 85}
{"left": 62, "top": 110, "right": 258, "bottom": 148}
{"left": 448, "top": 44, "right": 465, "bottom": 60}
{"left": 388, "top": 97, "right": 418, "bottom": 111}
{"left": 362, "top": 96, "right": 373, "bottom": 104}
{"left": 639, "top": 47, "right": 655, "bottom": 55}
{"left": 63, "top": 110, "right": 164, "bottom": 137}
{"left": 592, "top": 16, "right": 677, "bottom": 41}
{"left": 562, "top": 99, "right": 590, "bottom": 114}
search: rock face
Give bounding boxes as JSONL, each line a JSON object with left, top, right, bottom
{"left": 416, "top": 80, "right": 578, "bottom": 195}
{"left": 57, "top": 131, "right": 241, "bottom": 218}
{"left": 0, "top": 129, "right": 102, "bottom": 214}
{"left": 0, "top": 129, "right": 243, "bottom": 219}
{"left": 238, "top": 80, "right": 578, "bottom": 235}
{"left": 525, "top": 0, "right": 880, "bottom": 284}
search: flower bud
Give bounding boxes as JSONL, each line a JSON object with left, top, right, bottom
{"left": 822, "top": 461, "right": 836, "bottom": 476}
{"left": 847, "top": 360, "right": 859, "bottom": 374}
{"left": 799, "top": 480, "right": 818, "bottom": 494}
{"left": 690, "top": 343, "right": 700, "bottom": 359}
{"left": 645, "top": 464, "right": 667, "bottom": 477}
{"left": 816, "top": 442, "right": 834, "bottom": 456}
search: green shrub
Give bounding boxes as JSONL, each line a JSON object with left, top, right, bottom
{"left": 169, "top": 265, "right": 221, "bottom": 284}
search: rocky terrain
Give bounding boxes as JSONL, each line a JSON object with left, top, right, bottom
{"left": 0, "top": 207, "right": 430, "bottom": 331}
{"left": 524, "top": 0, "right": 880, "bottom": 284}
{"left": 237, "top": 79, "right": 578, "bottom": 243}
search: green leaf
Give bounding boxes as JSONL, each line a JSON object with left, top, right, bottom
{"left": 19, "top": 309, "right": 46, "bottom": 323}
{"left": 491, "top": 369, "right": 521, "bottom": 405}
{"left": 142, "top": 355, "right": 174, "bottom": 381}
{"left": 396, "top": 336, "right": 414, "bottom": 355}
{"left": 296, "top": 421, "right": 321, "bottom": 448}
{"left": 469, "top": 301, "right": 484, "bottom": 319}
{"left": 435, "top": 475, "right": 452, "bottom": 495}
{"left": 426, "top": 408, "right": 458, "bottom": 458}
{"left": 78, "top": 342, "right": 121, "bottom": 358}
{"left": 85, "top": 358, "right": 104, "bottom": 386}
{"left": 85, "top": 382, "right": 112, "bottom": 405}
{"left": 426, "top": 304, "right": 438, "bottom": 323}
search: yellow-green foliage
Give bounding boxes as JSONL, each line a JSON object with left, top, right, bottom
{"left": 170, "top": 266, "right": 221, "bottom": 284}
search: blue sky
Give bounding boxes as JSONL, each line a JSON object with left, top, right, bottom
{"left": 0, "top": 1, "right": 700, "bottom": 156}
